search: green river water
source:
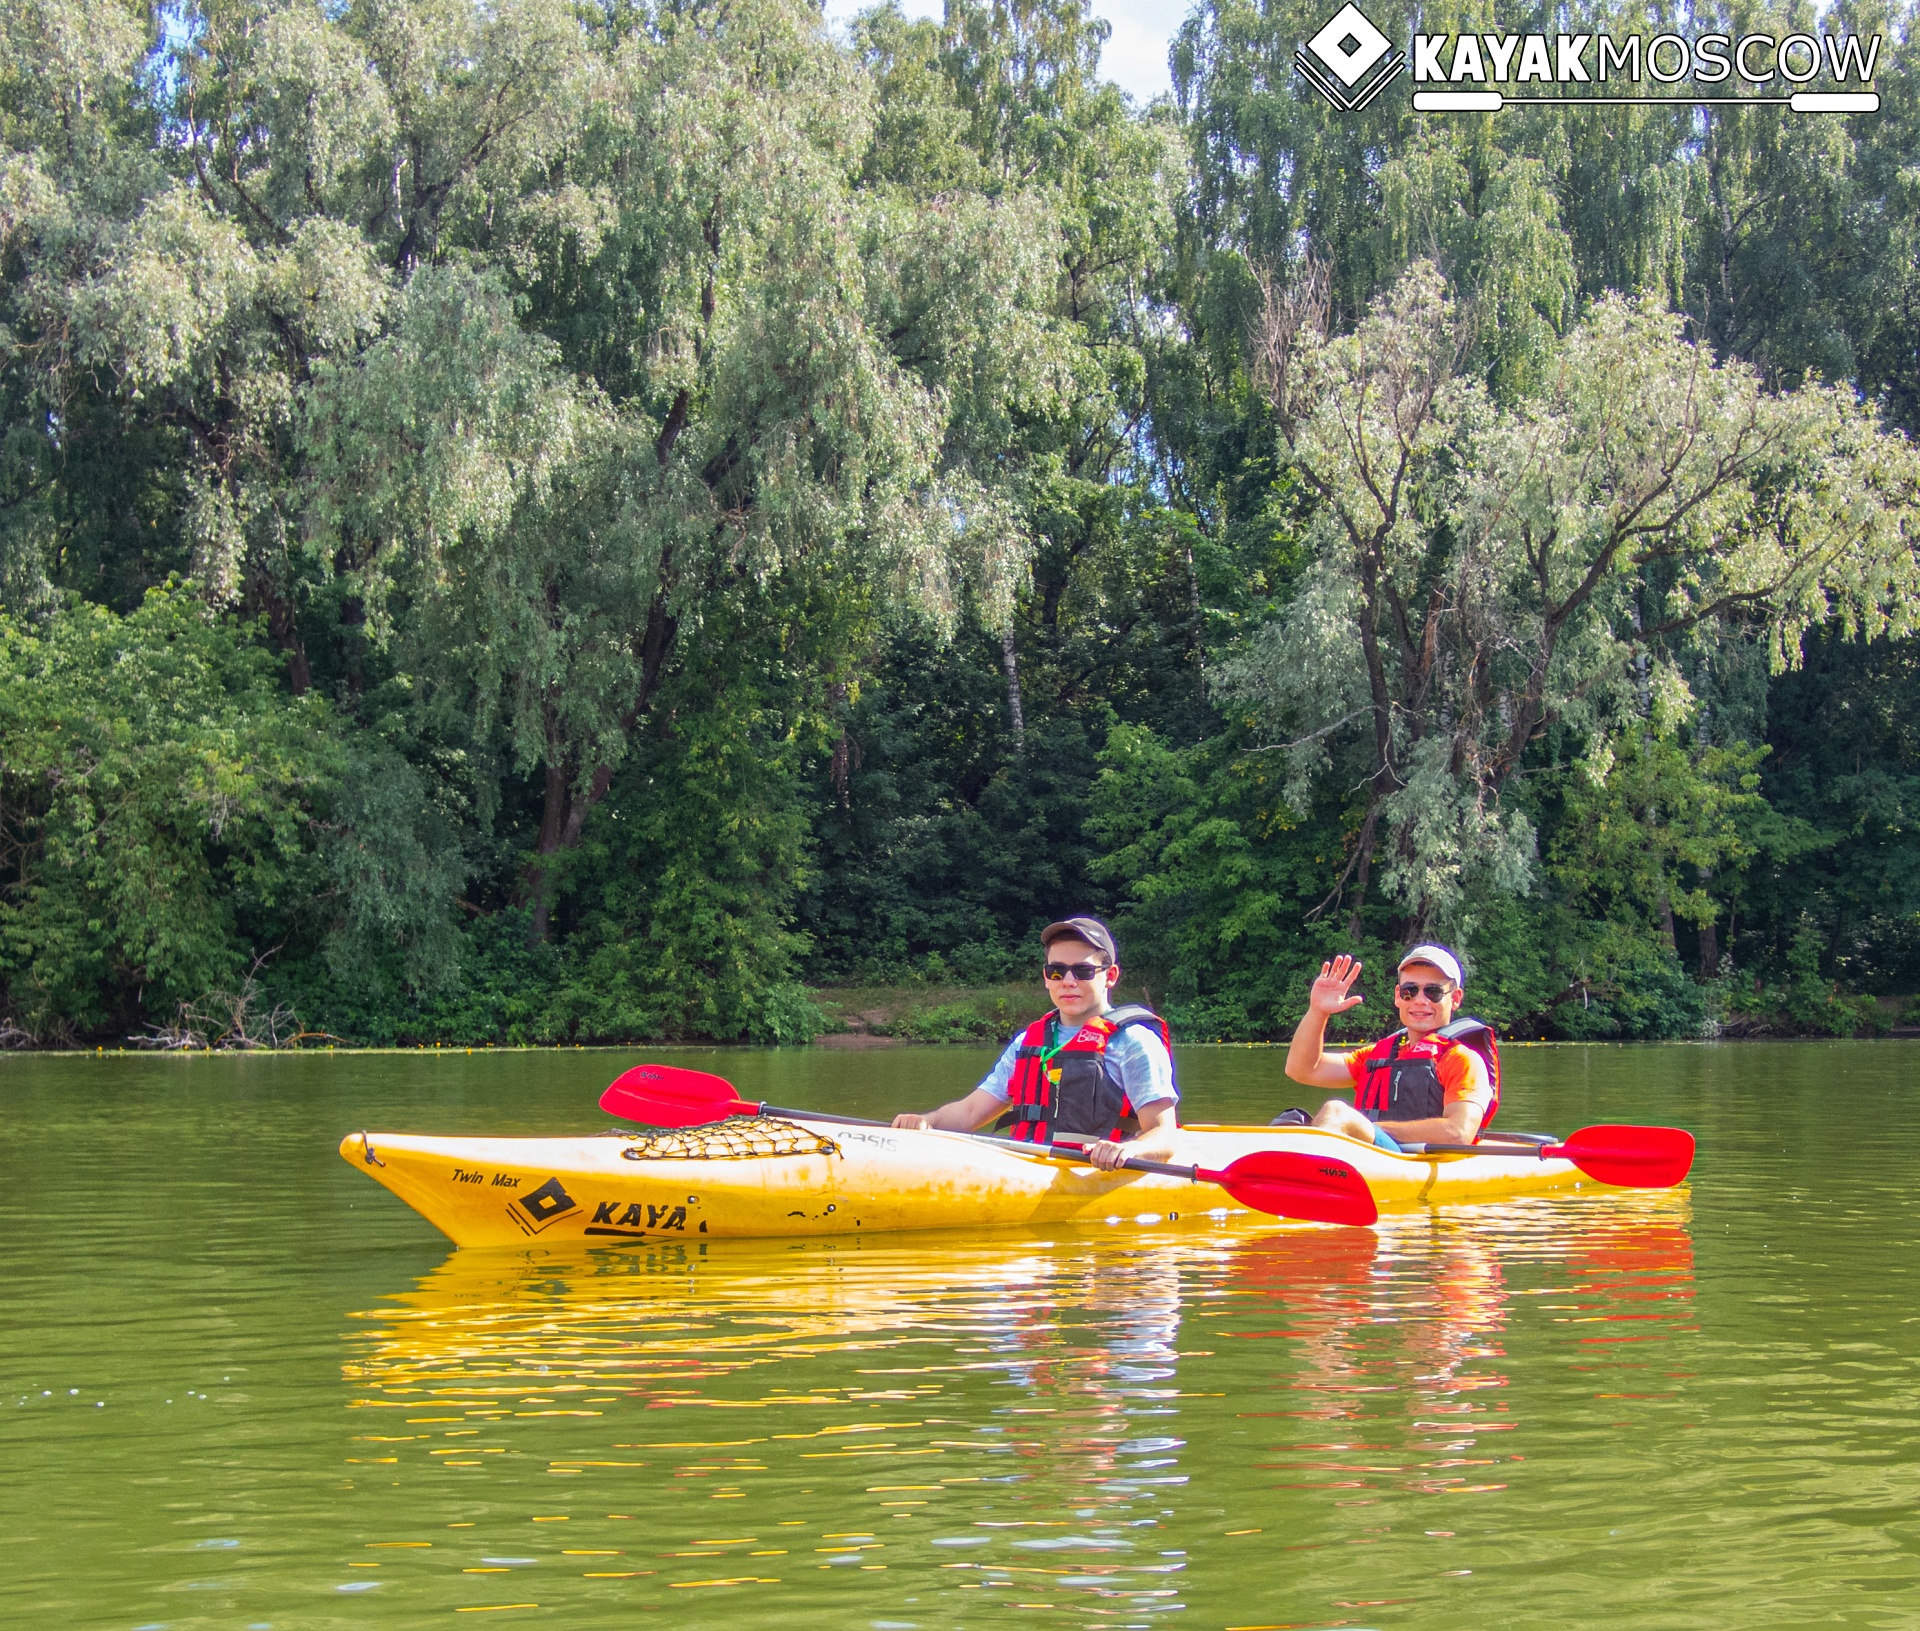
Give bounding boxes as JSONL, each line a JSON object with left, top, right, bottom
{"left": 3, "top": 1041, "right": 1917, "bottom": 1630}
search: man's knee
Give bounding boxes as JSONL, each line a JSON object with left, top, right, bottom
{"left": 1311, "top": 1100, "right": 1355, "bottom": 1132}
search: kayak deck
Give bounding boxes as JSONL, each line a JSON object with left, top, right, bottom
{"left": 340, "top": 1118, "right": 1592, "bottom": 1248}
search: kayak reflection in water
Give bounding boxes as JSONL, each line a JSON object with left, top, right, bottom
{"left": 891, "top": 915, "right": 1179, "bottom": 1171}
{"left": 1281, "top": 944, "right": 1500, "bottom": 1154}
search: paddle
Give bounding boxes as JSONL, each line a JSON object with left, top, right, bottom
{"left": 1397, "top": 1123, "right": 1695, "bottom": 1189}
{"left": 599, "top": 1063, "right": 900, "bottom": 1133}
{"left": 599, "top": 1063, "right": 1378, "bottom": 1227}
{"left": 1067, "top": 1144, "right": 1378, "bottom": 1228}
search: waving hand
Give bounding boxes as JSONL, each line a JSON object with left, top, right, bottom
{"left": 1307, "top": 955, "right": 1365, "bottom": 1016}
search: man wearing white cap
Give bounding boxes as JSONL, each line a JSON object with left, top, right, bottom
{"left": 1281, "top": 944, "right": 1500, "bottom": 1151}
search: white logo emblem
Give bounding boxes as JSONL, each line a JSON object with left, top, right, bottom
{"left": 1297, "top": 3, "right": 1406, "bottom": 109}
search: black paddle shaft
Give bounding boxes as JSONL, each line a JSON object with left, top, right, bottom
{"left": 751, "top": 1102, "right": 1146, "bottom": 1166}
{"left": 1400, "top": 1141, "right": 1561, "bottom": 1158}
{"left": 752, "top": 1100, "right": 889, "bottom": 1130}
{"left": 1090, "top": 1153, "right": 1203, "bottom": 1181}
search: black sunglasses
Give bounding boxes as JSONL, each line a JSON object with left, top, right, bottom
{"left": 1396, "top": 981, "right": 1452, "bottom": 1001}
{"left": 1044, "top": 961, "right": 1110, "bottom": 982}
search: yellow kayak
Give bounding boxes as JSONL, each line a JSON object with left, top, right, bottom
{"left": 339, "top": 1116, "right": 1589, "bottom": 1247}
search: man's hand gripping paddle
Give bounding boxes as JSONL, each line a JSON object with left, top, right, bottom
{"left": 600, "top": 1063, "right": 1378, "bottom": 1228}
{"left": 1398, "top": 1124, "right": 1695, "bottom": 1189}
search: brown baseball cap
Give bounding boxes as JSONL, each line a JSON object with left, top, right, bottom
{"left": 1040, "top": 916, "right": 1118, "bottom": 963}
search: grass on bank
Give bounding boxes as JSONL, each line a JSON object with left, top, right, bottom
{"left": 810, "top": 982, "right": 1039, "bottom": 1043}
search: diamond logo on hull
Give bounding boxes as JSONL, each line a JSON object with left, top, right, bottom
{"left": 511, "top": 1176, "right": 580, "bottom": 1235}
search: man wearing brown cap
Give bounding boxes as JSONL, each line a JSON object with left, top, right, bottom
{"left": 892, "top": 917, "right": 1179, "bottom": 1170}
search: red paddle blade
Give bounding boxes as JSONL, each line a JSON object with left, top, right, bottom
{"left": 1552, "top": 1124, "right": 1695, "bottom": 1189}
{"left": 599, "top": 1063, "right": 744, "bottom": 1128}
{"left": 1200, "top": 1149, "right": 1379, "bottom": 1228}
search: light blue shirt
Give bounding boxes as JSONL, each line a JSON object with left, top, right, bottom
{"left": 975, "top": 1014, "right": 1178, "bottom": 1107}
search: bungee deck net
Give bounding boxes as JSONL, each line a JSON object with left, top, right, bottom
{"left": 612, "top": 1115, "right": 840, "bottom": 1162}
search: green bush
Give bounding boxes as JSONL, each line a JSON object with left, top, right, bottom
{"left": 0, "top": 591, "right": 342, "bottom": 1040}
{"left": 895, "top": 995, "right": 1023, "bottom": 1043}
{"left": 1550, "top": 949, "right": 1709, "bottom": 1041}
{"left": 1777, "top": 924, "right": 1883, "bottom": 1035}
{"left": 1712, "top": 922, "right": 1890, "bottom": 1038}
{"left": 744, "top": 983, "right": 829, "bottom": 1046}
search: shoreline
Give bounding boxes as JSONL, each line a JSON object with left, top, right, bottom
{"left": 6, "top": 1033, "right": 1915, "bottom": 1059}
{"left": 5, "top": 980, "right": 1911, "bottom": 1057}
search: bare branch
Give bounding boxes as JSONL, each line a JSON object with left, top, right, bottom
{"left": 1250, "top": 258, "right": 1331, "bottom": 440}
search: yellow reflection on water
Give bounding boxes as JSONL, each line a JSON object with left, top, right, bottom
{"left": 342, "top": 1196, "right": 1694, "bottom": 1623}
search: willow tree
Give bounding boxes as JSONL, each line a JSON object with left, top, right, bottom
{"left": 4, "top": 0, "right": 1074, "bottom": 949}
{"left": 303, "top": 0, "right": 1063, "bottom": 939}
{"left": 853, "top": 0, "right": 1190, "bottom": 741}
{"left": 1217, "top": 261, "right": 1920, "bottom": 937}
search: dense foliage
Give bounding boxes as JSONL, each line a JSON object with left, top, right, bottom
{"left": 3, "top": 0, "right": 1917, "bottom": 1045}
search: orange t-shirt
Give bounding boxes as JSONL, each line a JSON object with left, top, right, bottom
{"left": 1343, "top": 1039, "right": 1494, "bottom": 1117}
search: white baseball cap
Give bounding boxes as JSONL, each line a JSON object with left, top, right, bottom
{"left": 1398, "top": 943, "right": 1464, "bottom": 987}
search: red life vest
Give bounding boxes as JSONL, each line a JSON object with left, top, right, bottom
{"left": 1002, "top": 1005, "right": 1174, "bottom": 1144}
{"left": 1352, "top": 1017, "right": 1501, "bottom": 1135}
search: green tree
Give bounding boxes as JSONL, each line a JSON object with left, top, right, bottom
{"left": 1216, "top": 264, "right": 1920, "bottom": 938}
{"left": 1551, "top": 732, "right": 1771, "bottom": 957}
{"left": 0, "top": 583, "right": 474, "bottom": 1038}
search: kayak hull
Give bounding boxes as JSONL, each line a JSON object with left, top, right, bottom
{"left": 339, "top": 1120, "right": 1591, "bottom": 1247}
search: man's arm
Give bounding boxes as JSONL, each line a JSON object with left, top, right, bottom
{"left": 1377, "top": 1050, "right": 1490, "bottom": 1144}
{"left": 1286, "top": 955, "right": 1368, "bottom": 1089}
{"left": 1081, "top": 1097, "right": 1176, "bottom": 1169}
{"left": 894, "top": 1034, "right": 1018, "bottom": 1133}
{"left": 891, "top": 1085, "right": 1008, "bottom": 1133}
{"left": 1076, "top": 1024, "right": 1180, "bottom": 1170}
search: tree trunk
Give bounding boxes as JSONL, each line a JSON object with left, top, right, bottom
{"left": 1340, "top": 536, "right": 1400, "bottom": 938}
{"left": 1698, "top": 917, "right": 1721, "bottom": 979}
{"left": 829, "top": 678, "right": 851, "bottom": 808}
{"left": 1697, "top": 866, "right": 1720, "bottom": 977}
{"left": 1000, "top": 624, "right": 1025, "bottom": 751}
{"left": 251, "top": 571, "right": 311, "bottom": 696}
{"left": 339, "top": 593, "right": 367, "bottom": 695}
{"left": 281, "top": 638, "right": 312, "bottom": 698}
{"left": 1342, "top": 797, "right": 1383, "bottom": 940}
{"left": 521, "top": 594, "right": 680, "bottom": 945}
{"left": 1185, "top": 542, "right": 1205, "bottom": 698}
{"left": 526, "top": 753, "right": 572, "bottom": 946}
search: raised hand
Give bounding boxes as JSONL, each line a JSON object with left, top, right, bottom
{"left": 1306, "top": 955, "right": 1365, "bottom": 1016}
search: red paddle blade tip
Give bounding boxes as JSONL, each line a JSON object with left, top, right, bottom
{"left": 1202, "top": 1149, "right": 1379, "bottom": 1228}
{"left": 1553, "top": 1124, "right": 1696, "bottom": 1189}
{"left": 599, "top": 1063, "right": 742, "bottom": 1127}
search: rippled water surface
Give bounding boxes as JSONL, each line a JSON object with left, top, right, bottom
{"left": 4, "top": 1041, "right": 1919, "bottom": 1629}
